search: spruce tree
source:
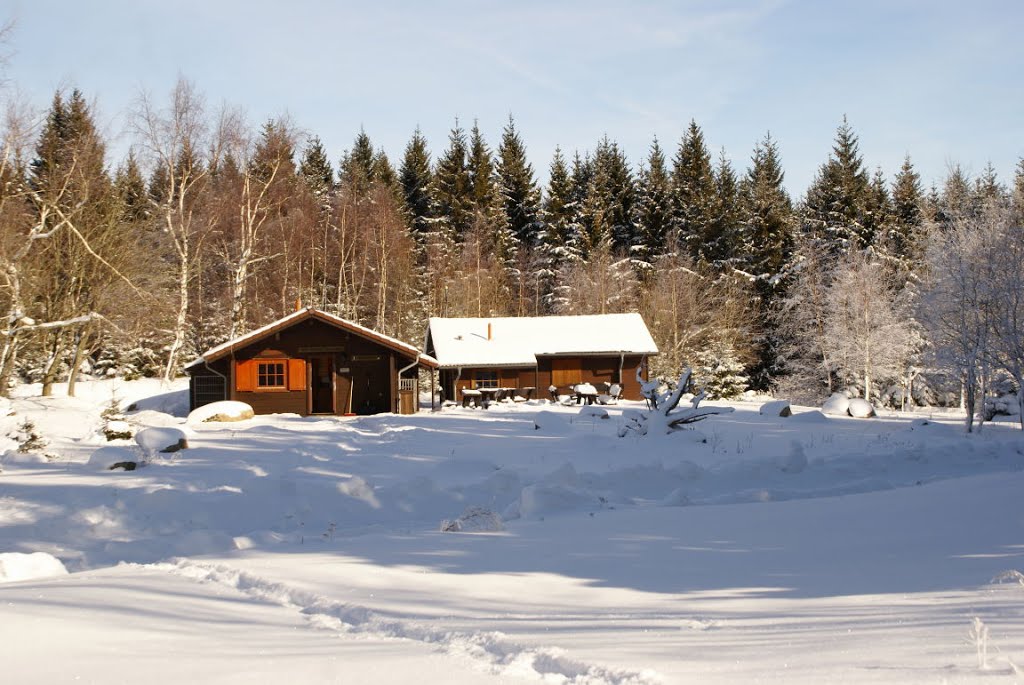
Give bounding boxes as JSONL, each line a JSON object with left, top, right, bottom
{"left": 863, "top": 167, "right": 892, "bottom": 249}
{"left": 432, "top": 121, "right": 473, "bottom": 240}
{"left": 974, "top": 161, "right": 1005, "bottom": 207}
{"left": 634, "top": 138, "right": 673, "bottom": 272}
{"left": 465, "top": 122, "right": 515, "bottom": 268}
{"left": 938, "top": 164, "right": 972, "bottom": 224}
{"left": 466, "top": 122, "right": 498, "bottom": 211}
{"left": 370, "top": 150, "right": 400, "bottom": 194}
{"left": 28, "top": 89, "right": 119, "bottom": 396}
{"left": 738, "top": 133, "right": 792, "bottom": 280}
{"left": 672, "top": 120, "right": 717, "bottom": 261}
{"left": 339, "top": 129, "right": 375, "bottom": 192}
{"left": 738, "top": 133, "right": 793, "bottom": 391}
{"left": 399, "top": 128, "right": 433, "bottom": 239}
{"left": 298, "top": 136, "right": 335, "bottom": 204}
{"left": 889, "top": 155, "right": 923, "bottom": 258}
{"left": 114, "top": 151, "right": 149, "bottom": 224}
{"left": 1013, "top": 157, "right": 1024, "bottom": 224}
{"left": 802, "top": 116, "right": 870, "bottom": 253}
{"left": 541, "top": 147, "right": 581, "bottom": 310}
{"left": 589, "top": 136, "right": 636, "bottom": 254}
{"left": 496, "top": 116, "right": 541, "bottom": 246}
{"left": 708, "top": 148, "right": 741, "bottom": 267}
{"left": 579, "top": 144, "right": 616, "bottom": 259}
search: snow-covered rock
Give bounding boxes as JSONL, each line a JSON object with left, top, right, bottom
{"left": 759, "top": 400, "right": 792, "bottom": 417}
{"left": 0, "top": 552, "right": 68, "bottom": 583}
{"left": 440, "top": 506, "right": 504, "bottom": 532}
{"left": 821, "top": 392, "right": 851, "bottom": 416}
{"left": 533, "top": 410, "right": 571, "bottom": 433}
{"left": 187, "top": 401, "right": 254, "bottom": 424}
{"left": 126, "top": 409, "right": 185, "bottom": 428}
{"left": 2, "top": 450, "right": 49, "bottom": 465}
{"left": 848, "top": 398, "right": 876, "bottom": 418}
{"left": 577, "top": 406, "right": 609, "bottom": 420}
{"left": 135, "top": 427, "right": 189, "bottom": 455}
{"left": 789, "top": 410, "right": 829, "bottom": 423}
{"left": 87, "top": 445, "right": 137, "bottom": 471}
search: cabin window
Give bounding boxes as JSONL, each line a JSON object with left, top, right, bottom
{"left": 257, "top": 361, "right": 287, "bottom": 389}
{"left": 473, "top": 370, "right": 498, "bottom": 388}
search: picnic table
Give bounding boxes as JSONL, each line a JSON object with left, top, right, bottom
{"left": 461, "top": 388, "right": 482, "bottom": 408}
{"left": 478, "top": 387, "right": 500, "bottom": 408}
{"left": 573, "top": 383, "right": 599, "bottom": 405}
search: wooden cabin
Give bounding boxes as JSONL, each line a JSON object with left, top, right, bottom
{"left": 425, "top": 314, "right": 659, "bottom": 402}
{"left": 186, "top": 308, "right": 437, "bottom": 416}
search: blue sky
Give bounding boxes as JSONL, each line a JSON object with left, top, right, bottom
{"left": 4, "top": 0, "right": 1021, "bottom": 197}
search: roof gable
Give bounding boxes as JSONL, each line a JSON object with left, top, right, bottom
{"left": 187, "top": 308, "right": 437, "bottom": 369}
{"left": 427, "top": 313, "right": 658, "bottom": 368}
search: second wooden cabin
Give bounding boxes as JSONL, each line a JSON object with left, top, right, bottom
{"left": 425, "top": 313, "right": 659, "bottom": 402}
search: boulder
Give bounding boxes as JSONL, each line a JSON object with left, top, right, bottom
{"left": 187, "top": 400, "right": 254, "bottom": 424}
{"left": 577, "top": 406, "right": 609, "bottom": 420}
{"left": 848, "top": 397, "right": 876, "bottom": 418}
{"left": 108, "top": 461, "right": 138, "bottom": 471}
{"left": 135, "top": 427, "right": 189, "bottom": 455}
{"left": 86, "top": 446, "right": 136, "bottom": 471}
{"left": 759, "top": 400, "right": 792, "bottom": 417}
{"left": 821, "top": 392, "right": 851, "bottom": 416}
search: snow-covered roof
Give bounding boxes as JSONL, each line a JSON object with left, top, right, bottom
{"left": 186, "top": 308, "right": 438, "bottom": 370}
{"left": 427, "top": 313, "right": 658, "bottom": 369}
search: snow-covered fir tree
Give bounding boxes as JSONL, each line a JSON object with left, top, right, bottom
{"left": 694, "top": 341, "right": 750, "bottom": 400}
{"left": 633, "top": 138, "right": 673, "bottom": 275}
{"left": 672, "top": 120, "right": 716, "bottom": 262}
{"left": 399, "top": 128, "right": 434, "bottom": 241}
{"left": 802, "top": 117, "right": 871, "bottom": 254}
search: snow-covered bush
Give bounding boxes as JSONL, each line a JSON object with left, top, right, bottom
{"left": 983, "top": 392, "right": 1021, "bottom": 421}
{"left": 92, "top": 338, "right": 166, "bottom": 380}
{"left": 14, "top": 419, "right": 46, "bottom": 454}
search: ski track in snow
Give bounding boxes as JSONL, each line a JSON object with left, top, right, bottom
{"left": 140, "top": 558, "right": 662, "bottom": 685}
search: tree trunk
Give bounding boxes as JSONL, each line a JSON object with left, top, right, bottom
{"left": 963, "top": 368, "right": 976, "bottom": 433}
{"left": 66, "top": 328, "right": 90, "bottom": 397}
{"left": 164, "top": 255, "right": 190, "bottom": 382}
{"left": 41, "top": 332, "right": 66, "bottom": 397}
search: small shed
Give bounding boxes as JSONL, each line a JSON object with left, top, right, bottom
{"left": 425, "top": 313, "right": 659, "bottom": 402}
{"left": 186, "top": 308, "right": 437, "bottom": 416}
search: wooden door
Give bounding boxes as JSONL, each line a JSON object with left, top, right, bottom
{"left": 309, "top": 355, "right": 335, "bottom": 414}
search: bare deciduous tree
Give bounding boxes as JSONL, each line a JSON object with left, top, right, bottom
{"left": 134, "top": 78, "right": 224, "bottom": 380}
{"left": 823, "top": 253, "right": 918, "bottom": 401}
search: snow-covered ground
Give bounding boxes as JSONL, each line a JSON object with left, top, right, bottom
{"left": 1, "top": 378, "right": 1023, "bottom": 684}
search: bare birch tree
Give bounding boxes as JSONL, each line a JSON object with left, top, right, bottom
{"left": 823, "top": 253, "right": 918, "bottom": 401}
{"left": 920, "top": 211, "right": 1001, "bottom": 432}
{"left": 133, "top": 78, "right": 223, "bottom": 380}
